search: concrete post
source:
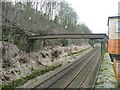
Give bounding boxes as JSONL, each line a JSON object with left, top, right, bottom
{"left": 114, "top": 58, "right": 120, "bottom": 86}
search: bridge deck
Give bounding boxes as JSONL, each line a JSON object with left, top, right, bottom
{"left": 29, "top": 34, "right": 108, "bottom": 40}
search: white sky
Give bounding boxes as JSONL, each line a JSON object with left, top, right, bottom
{"left": 66, "top": 0, "right": 119, "bottom": 34}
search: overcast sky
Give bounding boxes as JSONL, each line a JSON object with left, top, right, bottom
{"left": 66, "top": 0, "right": 119, "bottom": 34}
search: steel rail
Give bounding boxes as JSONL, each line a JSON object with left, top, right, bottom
{"left": 49, "top": 49, "right": 98, "bottom": 89}
{"left": 48, "top": 48, "right": 100, "bottom": 89}
{"left": 79, "top": 49, "right": 101, "bottom": 88}
{"left": 33, "top": 47, "right": 99, "bottom": 89}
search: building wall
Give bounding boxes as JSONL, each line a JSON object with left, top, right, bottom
{"left": 108, "top": 18, "right": 120, "bottom": 39}
{"left": 108, "top": 17, "right": 120, "bottom": 54}
{"left": 108, "top": 39, "right": 120, "bottom": 54}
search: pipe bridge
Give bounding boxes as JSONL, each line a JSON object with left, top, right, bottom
{"left": 29, "top": 33, "right": 108, "bottom": 41}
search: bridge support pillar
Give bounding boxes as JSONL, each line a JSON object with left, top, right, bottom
{"left": 26, "top": 39, "right": 36, "bottom": 52}
{"left": 101, "top": 41, "right": 106, "bottom": 57}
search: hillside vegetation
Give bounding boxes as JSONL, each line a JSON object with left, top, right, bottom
{"left": 2, "top": 1, "right": 92, "bottom": 52}
{"left": 1, "top": 1, "right": 93, "bottom": 88}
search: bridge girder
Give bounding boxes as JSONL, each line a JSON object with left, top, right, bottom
{"left": 29, "top": 34, "right": 108, "bottom": 42}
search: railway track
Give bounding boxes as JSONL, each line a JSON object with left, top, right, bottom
{"left": 33, "top": 47, "right": 102, "bottom": 89}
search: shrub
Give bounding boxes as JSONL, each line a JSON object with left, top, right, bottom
{"left": 60, "top": 39, "right": 69, "bottom": 46}
{"left": 1, "top": 64, "right": 62, "bottom": 89}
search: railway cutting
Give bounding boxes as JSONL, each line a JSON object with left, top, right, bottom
{"left": 33, "top": 47, "right": 102, "bottom": 89}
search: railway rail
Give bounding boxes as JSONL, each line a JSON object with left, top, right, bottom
{"left": 32, "top": 47, "right": 102, "bottom": 89}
